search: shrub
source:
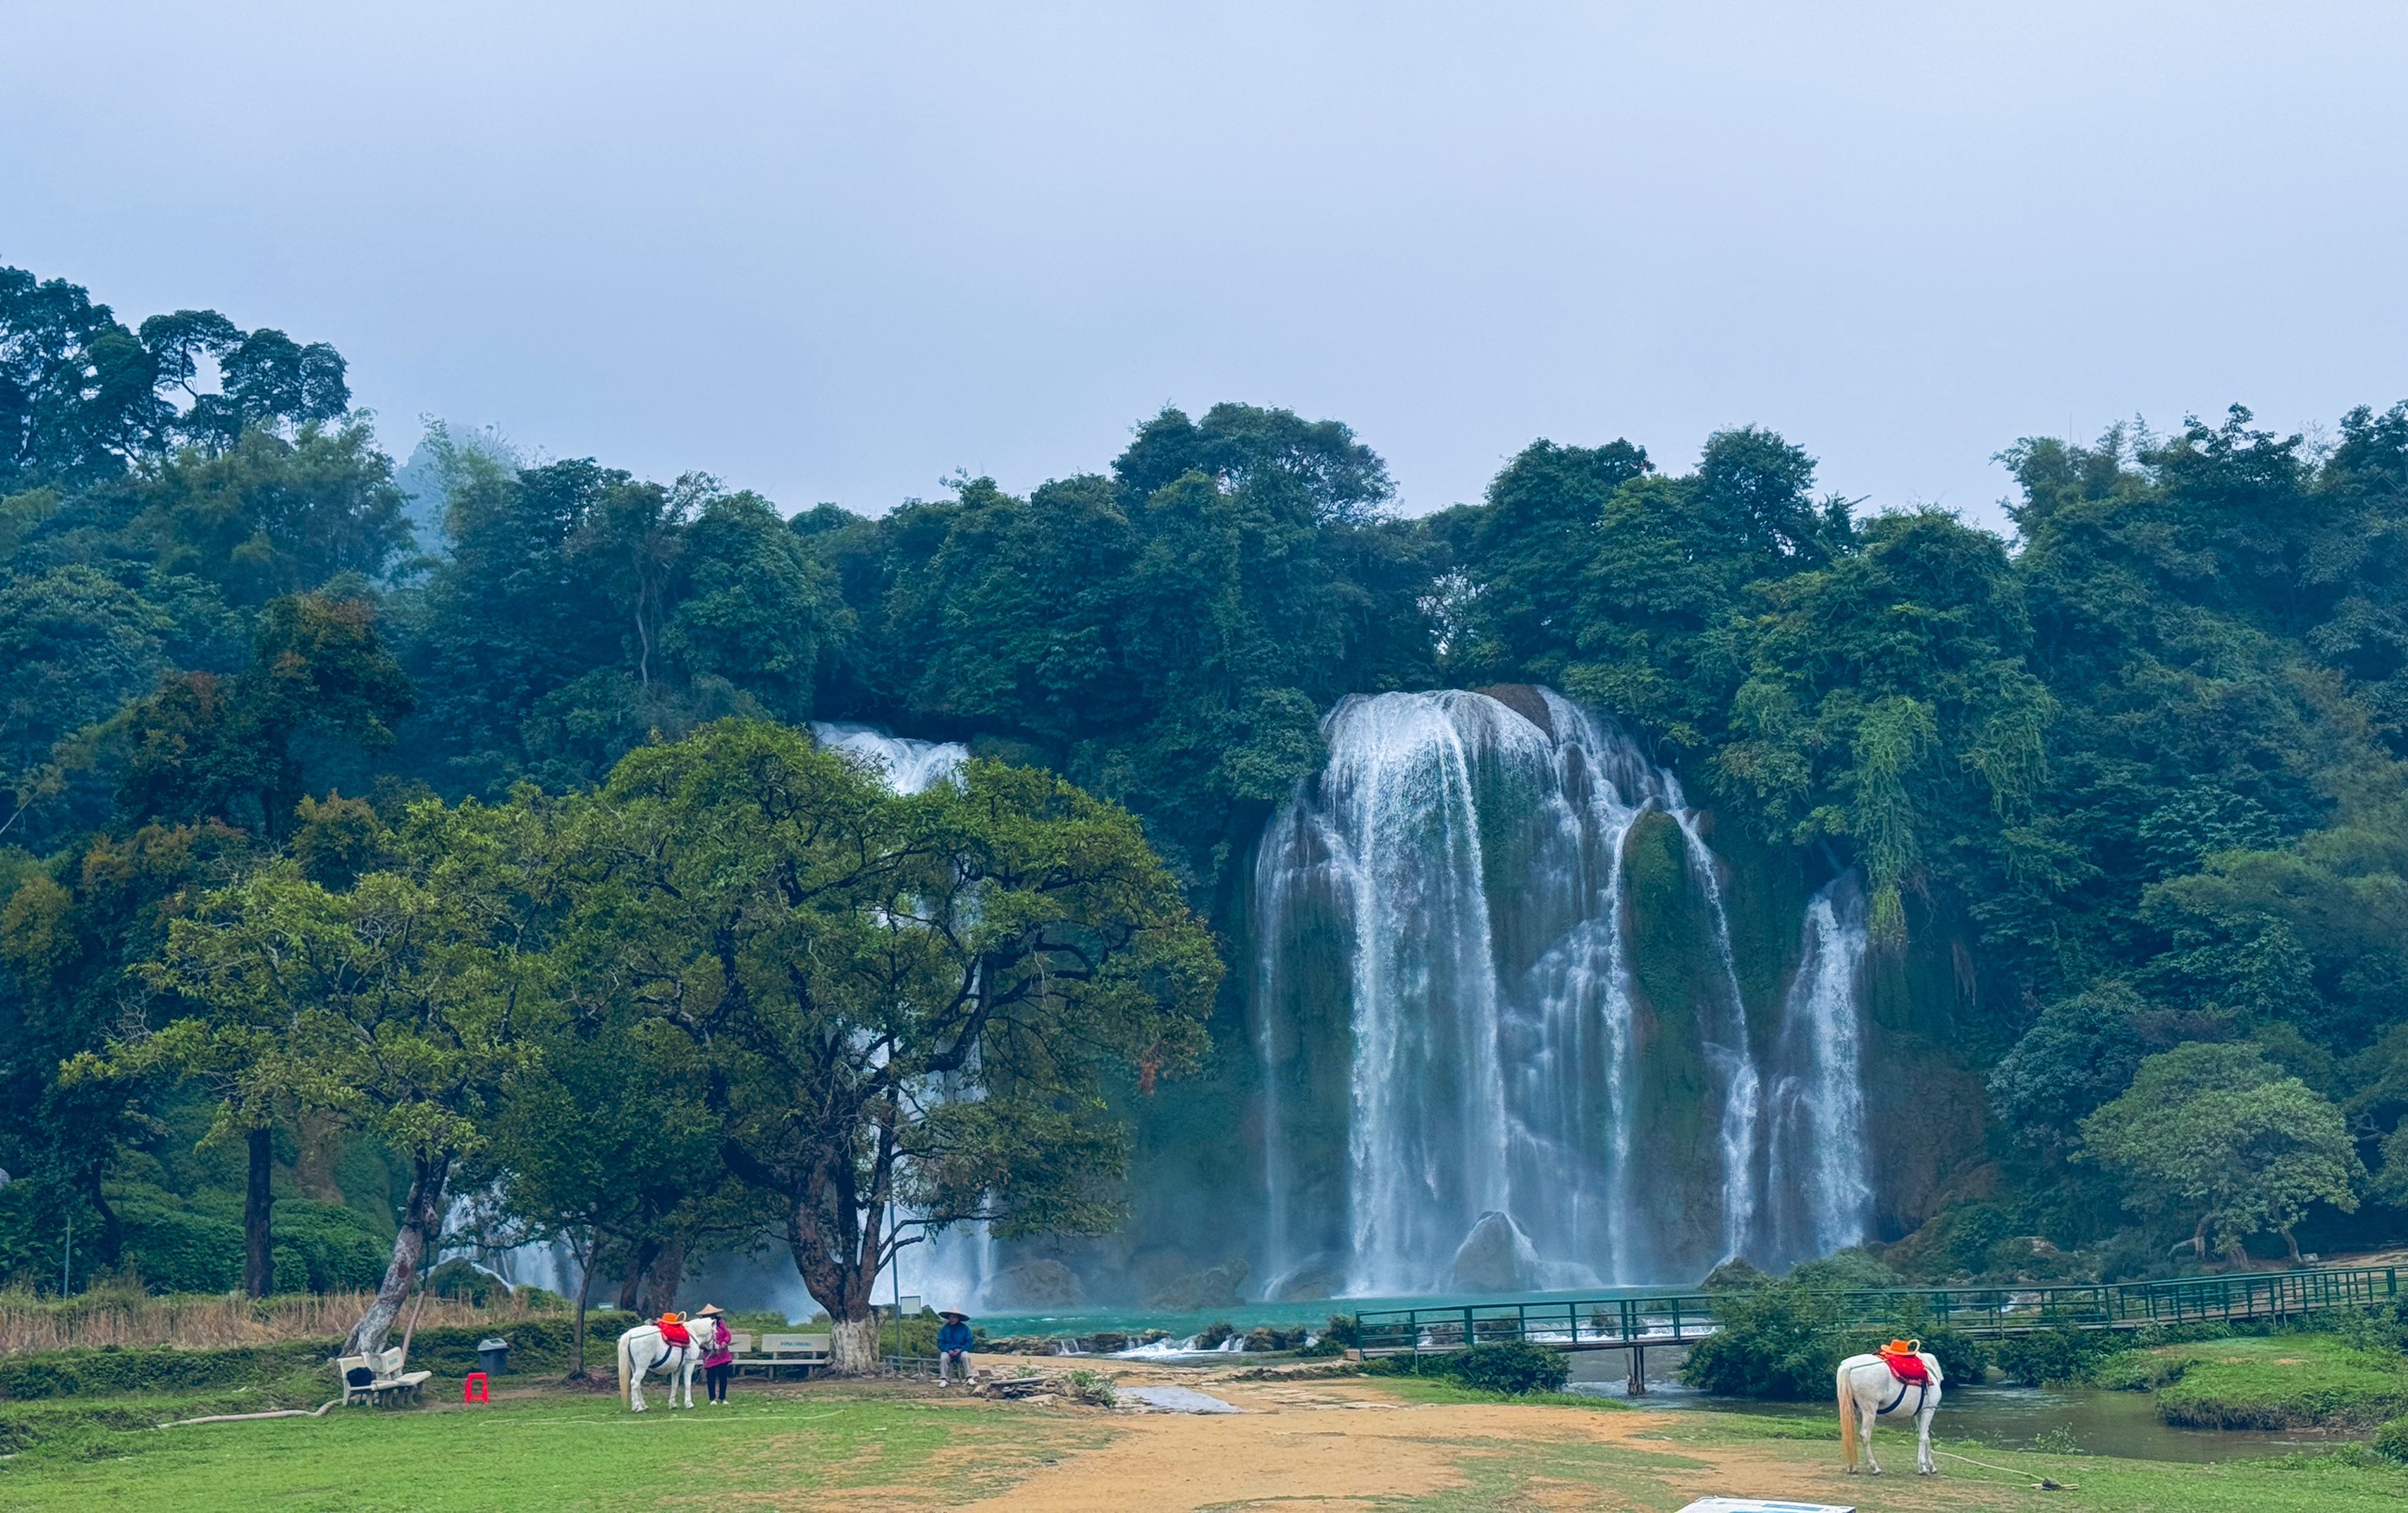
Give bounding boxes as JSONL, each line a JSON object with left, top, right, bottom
{"left": 2374, "top": 1414, "right": 2408, "bottom": 1463}
{"left": 116, "top": 1200, "right": 243, "bottom": 1294}
{"left": 1369, "top": 1343, "right": 1570, "bottom": 1395}
{"left": 1681, "top": 1279, "right": 1846, "bottom": 1398}
{"left": 1991, "top": 1325, "right": 2118, "bottom": 1386}
{"left": 1789, "top": 1249, "right": 1899, "bottom": 1290}
{"left": 1449, "top": 1343, "right": 1570, "bottom": 1395}
{"left": 1064, "top": 1368, "right": 1117, "bottom": 1406}
{"left": 270, "top": 1202, "right": 390, "bottom": 1293}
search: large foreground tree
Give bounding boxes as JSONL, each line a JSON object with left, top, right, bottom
{"left": 563, "top": 721, "right": 1218, "bottom": 1372}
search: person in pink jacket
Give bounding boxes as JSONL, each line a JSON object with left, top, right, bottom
{"left": 695, "top": 1304, "right": 735, "bottom": 1403}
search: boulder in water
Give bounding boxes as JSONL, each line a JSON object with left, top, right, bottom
{"left": 984, "top": 1259, "right": 1084, "bottom": 1309}
{"left": 1147, "top": 1258, "right": 1249, "bottom": 1312}
{"left": 1447, "top": 1211, "right": 1534, "bottom": 1293}
{"left": 1267, "top": 1257, "right": 1347, "bottom": 1302}
{"left": 1471, "top": 684, "right": 1554, "bottom": 736}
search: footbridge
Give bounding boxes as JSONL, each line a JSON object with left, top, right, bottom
{"left": 1353, "top": 1264, "right": 2401, "bottom": 1394}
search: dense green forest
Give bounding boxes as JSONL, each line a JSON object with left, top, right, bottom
{"left": 5, "top": 261, "right": 2406, "bottom": 1348}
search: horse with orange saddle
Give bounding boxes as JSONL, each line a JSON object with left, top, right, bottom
{"left": 1835, "top": 1337, "right": 1943, "bottom": 1475}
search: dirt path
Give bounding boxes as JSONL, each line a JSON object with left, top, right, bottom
{"left": 950, "top": 1374, "right": 1971, "bottom": 1513}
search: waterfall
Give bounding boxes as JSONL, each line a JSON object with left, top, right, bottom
{"left": 811, "top": 721, "right": 969, "bottom": 795}
{"left": 814, "top": 720, "right": 994, "bottom": 1311}
{"left": 1253, "top": 686, "right": 1876, "bottom": 1291}
{"left": 1763, "top": 874, "right": 1875, "bottom": 1267}
{"left": 1254, "top": 686, "right": 1773, "bottom": 1292}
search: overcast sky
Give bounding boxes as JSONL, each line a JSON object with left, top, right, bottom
{"left": 6, "top": 2, "right": 2405, "bottom": 528}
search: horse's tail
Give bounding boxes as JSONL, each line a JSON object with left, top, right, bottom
{"left": 617, "top": 1331, "right": 632, "bottom": 1408}
{"left": 1836, "top": 1362, "right": 1859, "bottom": 1471}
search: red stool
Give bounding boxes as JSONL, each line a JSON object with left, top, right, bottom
{"left": 463, "top": 1371, "right": 490, "bottom": 1404}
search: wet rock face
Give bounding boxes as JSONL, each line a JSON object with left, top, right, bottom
{"left": 984, "top": 1260, "right": 1084, "bottom": 1309}
{"left": 1147, "top": 1259, "right": 1250, "bottom": 1312}
{"left": 1265, "top": 1257, "right": 1347, "bottom": 1302}
{"left": 1447, "top": 1211, "right": 1533, "bottom": 1293}
{"left": 1471, "top": 684, "right": 1554, "bottom": 737}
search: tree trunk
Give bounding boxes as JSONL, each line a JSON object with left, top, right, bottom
{"left": 830, "top": 1313, "right": 881, "bottom": 1374}
{"left": 244, "top": 1125, "right": 276, "bottom": 1298}
{"left": 571, "top": 1239, "right": 596, "bottom": 1379}
{"left": 345, "top": 1154, "right": 450, "bottom": 1357}
{"left": 616, "top": 1236, "right": 660, "bottom": 1312}
{"left": 636, "top": 1233, "right": 689, "bottom": 1316}
{"left": 2282, "top": 1225, "right": 2302, "bottom": 1264}
{"left": 2192, "top": 1213, "right": 2212, "bottom": 1261}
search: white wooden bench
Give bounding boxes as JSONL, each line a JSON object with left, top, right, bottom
{"left": 730, "top": 1331, "right": 831, "bottom": 1379}
{"left": 335, "top": 1344, "right": 433, "bottom": 1406}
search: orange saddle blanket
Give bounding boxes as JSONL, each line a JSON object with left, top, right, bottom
{"left": 1879, "top": 1342, "right": 1930, "bottom": 1384}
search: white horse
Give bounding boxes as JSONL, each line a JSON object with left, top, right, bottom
{"left": 1836, "top": 1345, "right": 1942, "bottom": 1475}
{"left": 616, "top": 1320, "right": 707, "bottom": 1412}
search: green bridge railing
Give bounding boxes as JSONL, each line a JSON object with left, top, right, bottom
{"left": 1352, "top": 1264, "right": 2402, "bottom": 1354}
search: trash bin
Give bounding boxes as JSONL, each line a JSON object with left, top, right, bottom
{"left": 477, "top": 1337, "right": 510, "bottom": 1376}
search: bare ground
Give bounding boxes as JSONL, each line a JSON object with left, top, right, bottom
{"left": 841, "top": 1363, "right": 1997, "bottom": 1513}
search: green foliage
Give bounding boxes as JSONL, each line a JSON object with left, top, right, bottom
{"left": 555, "top": 720, "right": 1220, "bottom": 1349}
{"left": 1995, "top": 1325, "right": 2126, "bottom": 1386}
{"left": 1681, "top": 1277, "right": 1848, "bottom": 1398}
{"left": 1370, "top": 1342, "right": 1570, "bottom": 1395}
{"left": 2375, "top": 1413, "right": 2408, "bottom": 1462}
{"left": 2082, "top": 1043, "right": 2364, "bottom": 1259}
{"left": 837, "top": 403, "right": 1434, "bottom": 887}
{"left": 268, "top": 1200, "right": 388, "bottom": 1293}
{"left": 1988, "top": 984, "right": 2148, "bottom": 1154}
{"left": 115, "top": 1194, "right": 244, "bottom": 1293}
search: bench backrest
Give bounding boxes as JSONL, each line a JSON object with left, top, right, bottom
{"left": 725, "top": 1332, "right": 753, "bottom": 1355}
{"left": 759, "top": 1332, "right": 831, "bottom": 1358}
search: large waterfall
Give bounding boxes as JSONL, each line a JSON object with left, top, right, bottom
{"left": 1251, "top": 687, "right": 1871, "bottom": 1293}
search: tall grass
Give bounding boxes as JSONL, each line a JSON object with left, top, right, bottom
{"left": 0, "top": 1285, "right": 559, "bottom": 1355}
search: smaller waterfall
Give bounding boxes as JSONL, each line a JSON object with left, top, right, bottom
{"left": 1764, "top": 875, "right": 1875, "bottom": 1266}
{"left": 812, "top": 722, "right": 969, "bottom": 794}
{"left": 816, "top": 720, "right": 992, "bottom": 1310}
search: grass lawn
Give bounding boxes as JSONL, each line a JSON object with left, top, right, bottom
{"left": 0, "top": 1385, "right": 1095, "bottom": 1512}
{"left": 2098, "top": 1334, "right": 2408, "bottom": 1428}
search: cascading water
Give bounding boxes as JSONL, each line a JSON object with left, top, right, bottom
{"left": 1252, "top": 686, "right": 1873, "bottom": 1293}
{"left": 1762, "top": 874, "right": 1875, "bottom": 1268}
{"left": 812, "top": 722, "right": 970, "bottom": 794}
{"left": 811, "top": 721, "right": 997, "bottom": 1312}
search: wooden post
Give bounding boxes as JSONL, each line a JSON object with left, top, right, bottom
{"left": 1626, "top": 1343, "right": 1647, "bottom": 1396}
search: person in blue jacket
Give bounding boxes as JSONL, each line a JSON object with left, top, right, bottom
{"left": 936, "top": 1309, "right": 974, "bottom": 1385}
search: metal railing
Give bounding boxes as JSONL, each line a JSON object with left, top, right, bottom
{"left": 1352, "top": 1264, "right": 2401, "bottom": 1354}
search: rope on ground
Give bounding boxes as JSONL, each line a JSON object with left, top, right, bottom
{"left": 1936, "top": 1446, "right": 2073, "bottom": 1489}
{"left": 164, "top": 1397, "right": 343, "bottom": 1426}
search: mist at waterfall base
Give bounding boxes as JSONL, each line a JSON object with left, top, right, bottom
{"left": 480, "top": 695, "right": 1877, "bottom": 1327}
